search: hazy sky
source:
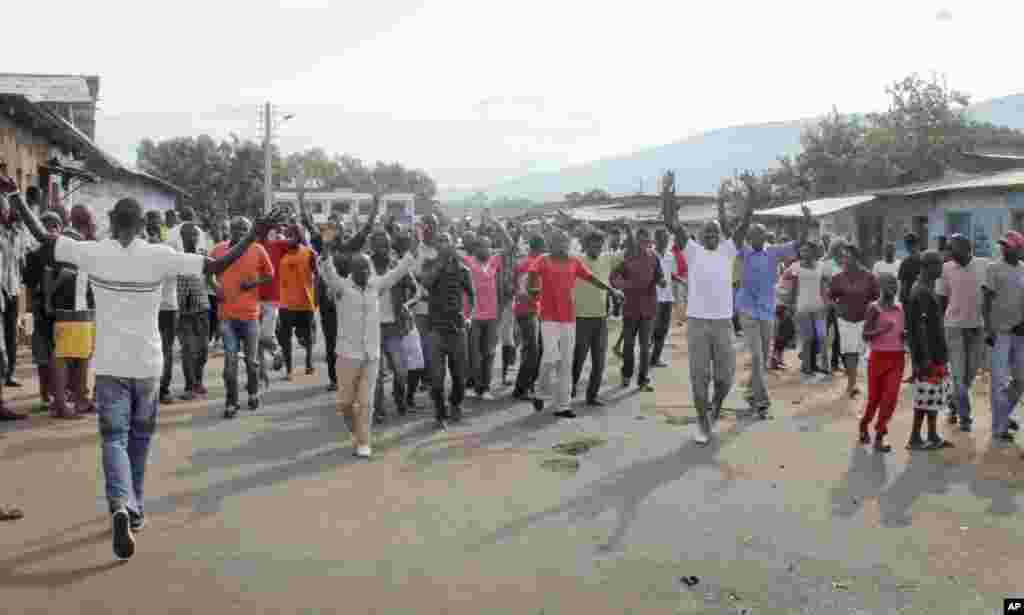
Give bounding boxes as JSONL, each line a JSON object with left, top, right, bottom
{"left": 7, "top": 0, "right": 1022, "bottom": 195}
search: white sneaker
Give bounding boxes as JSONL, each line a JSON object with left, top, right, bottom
{"left": 355, "top": 445, "right": 372, "bottom": 458}
{"left": 480, "top": 391, "right": 496, "bottom": 401}
{"left": 694, "top": 432, "right": 710, "bottom": 445}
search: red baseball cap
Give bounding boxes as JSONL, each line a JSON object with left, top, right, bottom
{"left": 999, "top": 230, "right": 1024, "bottom": 250}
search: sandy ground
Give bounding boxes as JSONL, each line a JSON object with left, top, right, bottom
{"left": 2, "top": 321, "right": 1024, "bottom": 614}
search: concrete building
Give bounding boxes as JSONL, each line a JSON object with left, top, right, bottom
{"left": 755, "top": 166, "right": 1024, "bottom": 263}
{"left": 273, "top": 185, "right": 422, "bottom": 226}
{"left": 509, "top": 193, "right": 720, "bottom": 230}
{"left": 0, "top": 74, "right": 188, "bottom": 235}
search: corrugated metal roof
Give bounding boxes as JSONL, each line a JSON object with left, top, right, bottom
{"left": 896, "top": 169, "right": 1024, "bottom": 195}
{"left": 754, "top": 194, "right": 876, "bottom": 219}
{"left": 564, "top": 202, "right": 718, "bottom": 224}
{"left": 0, "top": 74, "right": 93, "bottom": 103}
{"left": 962, "top": 151, "right": 1024, "bottom": 161}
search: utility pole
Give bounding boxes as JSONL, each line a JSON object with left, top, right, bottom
{"left": 263, "top": 102, "right": 272, "bottom": 215}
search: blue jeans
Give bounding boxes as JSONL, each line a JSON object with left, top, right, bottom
{"left": 991, "top": 334, "right": 1024, "bottom": 435}
{"left": 96, "top": 376, "right": 160, "bottom": 514}
{"left": 222, "top": 319, "right": 260, "bottom": 403}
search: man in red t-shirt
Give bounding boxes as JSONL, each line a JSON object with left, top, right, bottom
{"left": 528, "top": 230, "right": 621, "bottom": 418}
{"left": 512, "top": 235, "right": 546, "bottom": 399}
{"left": 258, "top": 226, "right": 292, "bottom": 387}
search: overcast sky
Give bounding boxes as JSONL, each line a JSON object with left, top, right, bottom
{"left": 7, "top": 0, "right": 1023, "bottom": 196}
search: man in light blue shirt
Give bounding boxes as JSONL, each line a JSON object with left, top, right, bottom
{"left": 736, "top": 206, "right": 812, "bottom": 418}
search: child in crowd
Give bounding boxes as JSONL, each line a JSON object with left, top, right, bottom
{"left": 906, "top": 251, "right": 953, "bottom": 450}
{"left": 790, "top": 241, "right": 828, "bottom": 379}
{"left": 859, "top": 273, "right": 903, "bottom": 452}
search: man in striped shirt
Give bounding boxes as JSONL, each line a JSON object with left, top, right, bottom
{"left": 3, "top": 177, "right": 286, "bottom": 560}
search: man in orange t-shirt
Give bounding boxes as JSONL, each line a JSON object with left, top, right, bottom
{"left": 277, "top": 224, "right": 317, "bottom": 379}
{"left": 210, "top": 217, "right": 274, "bottom": 417}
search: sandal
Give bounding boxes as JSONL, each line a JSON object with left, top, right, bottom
{"left": 926, "top": 439, "right": 953, "bottom": 450}
{"left": 906, "top": 440, "right": 928, "bottom": 451}
{"left": 0, "top": 506, "right": 24, "bottom": 521}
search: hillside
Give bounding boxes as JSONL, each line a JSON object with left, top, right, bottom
{"left": 456, "top": 93, "right": 1024, "bottom": 204}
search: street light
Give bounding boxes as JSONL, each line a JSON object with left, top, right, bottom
{"left": 263, "top": 105, "right": 296, "bottom": 213}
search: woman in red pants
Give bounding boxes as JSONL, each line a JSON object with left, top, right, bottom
{"left": 859, "top": 273, "right": 904, "bottom": 452}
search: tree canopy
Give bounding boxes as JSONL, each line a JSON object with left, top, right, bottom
{"left": 718, "top": 74, "right": 1024, "bottom": 210}
{"left": 137, "top": 138, "right": 437, "bottom": 224}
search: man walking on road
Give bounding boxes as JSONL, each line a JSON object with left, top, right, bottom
{"left": 528, "top": 229, "right": 622, "bottom": 418}
{"left": 982, "top": 231, "right": 1024, "bottom": 443}
{"left": 735, "top": 206, "right": 812, "bottom": 418}
{"left": 211, "top": 218, "right": 275, "bottom": 418}
{"left": 571, "top": 230, "right": 617, "bottom": 406}
{"left": 176, "top": 222, "right": 211, "bottom": 401}
{"left": 611, "top": 226, "right": 663, "bottom": 393}
{"left": 512, "top": 235, "right": 545, "bottom": 400}
{"left": 650, "top": 228, "right": 678, "bottom": 368}
{"left": 419, "top": 232, "right": 475, "bottom": 428}
{"left": 676, "top": 201, "right": 751, "bottom": 445}
{"left": 4, "top": 175, "right": 285, "bottom": 559}
{"left": 937, "top": 233, "right": 989, "bottom": 431}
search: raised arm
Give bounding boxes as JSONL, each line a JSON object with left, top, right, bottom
{"left": 3, "top": 191, "right": 48, "bottom": 246}
{"left": 798, "top": 205, "right": 813, "bottom": 248}
{"left": 732, "top": 197, "right": 756, "bottom": 248}
{"left": 318, "top": 250, "right": 347, "bottom": 294}
{"left": 717, "top": 198, "right": 731, "bottom": 239}
{"left": 375, "top": 252, "right": 417, "bottom": 291}
{"left": 205, "top": 210, "right": 288, "bottom": 276}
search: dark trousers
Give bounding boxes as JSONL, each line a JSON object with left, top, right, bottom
{"left": 208, "top": 295, "right": 220, "bottom": 342}
{"left": 622, "top": 318, "right": 653, "bottom": 385}
{"left": 469, "top": 318, "right": 498, "bottom": 393}
{"left": 514, "top": 314, "right": 542, "bottom": 395}
{"left": 177, "top": 312, "right": 210, "bottom": 390}
{"left": 4, "top": 292, "right": 17, "bottom": 379}
{"left": 828, "top": 309, "right": 841, "bottom": 371}
{"left": 651, "top": 302, "right": 674, "bottom": 364}
{"left": 278, "top": 308, "right": 315, "bottom": 372}
{"left": 320, "top": 299, "right": 337, "bottom": 384}
{"left": 376, "top": 334, "right": 407, "bottom": 415}
{"left": 572, "top": 316, "right": 608, "bottom": 402}
{"left": 159, "top": 310, "right": 178, "bottom": 395}
{"left": 429, "top": 328, "right": 467, "bottom": 419}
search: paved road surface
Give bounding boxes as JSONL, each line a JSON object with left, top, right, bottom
{"left": 2, "top": 324, "right": 1023, "bottom": 614}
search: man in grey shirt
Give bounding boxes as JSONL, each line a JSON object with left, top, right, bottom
{"left": 982, "top": 231, "right": 1024, "bottom": 442}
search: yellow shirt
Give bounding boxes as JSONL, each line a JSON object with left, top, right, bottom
{"left": 574, "top": 253, "right": 620, "bottom": 318}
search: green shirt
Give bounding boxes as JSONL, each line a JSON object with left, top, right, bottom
{"left": 574, "top": 254, "right": 619, "bottom": 318}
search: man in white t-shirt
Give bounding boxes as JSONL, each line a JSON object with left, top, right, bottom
{"left": 3, "top": 180, "right": 285, "bottom": 561}
{"left": 165, "top": 207, "right": 211, "bottom": 253}
{"left": 674, "top": 200, "right": 752, "bottom": 445}
{"left": 650, "top": 228, "right": 678, "bottom": 368}
{"left": 872, "top": 242, "right": 901, "bottom": 294}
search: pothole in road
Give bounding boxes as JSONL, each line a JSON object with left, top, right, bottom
{"left": 552, "top": 436, "right": 607, "bottom": 456}
{"left": 540, "top": 436, "right": 609, "bottom": 474}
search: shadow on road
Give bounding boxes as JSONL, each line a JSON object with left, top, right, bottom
{"left": 467, "top": 423, "right": 749, "bottom": 555}
{"left": 0, "top": 529, "right": 123, "bottom": 589}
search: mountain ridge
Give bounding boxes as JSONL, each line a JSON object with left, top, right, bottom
{"left": 449, "top": 93, "right": 1024, "bottom": 203}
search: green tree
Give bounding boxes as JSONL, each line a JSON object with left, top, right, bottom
{"left": 718, "top": 73, "right": 1024, "bottom": 209}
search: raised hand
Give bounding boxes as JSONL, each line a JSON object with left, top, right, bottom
{"left": 0, "top": 174, "right": 17, "bottom": 194}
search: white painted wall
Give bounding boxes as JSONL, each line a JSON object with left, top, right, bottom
{"left": 74, "top": 176, "right": 177, "bottom": 237}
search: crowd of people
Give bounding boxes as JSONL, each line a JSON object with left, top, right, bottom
{"left": 1, "top": 173, "right": 1021, "bottom": 563}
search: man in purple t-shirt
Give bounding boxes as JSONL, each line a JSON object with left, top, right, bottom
{"left": 735, "top": 206, "right": 812, "bottom": 418}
